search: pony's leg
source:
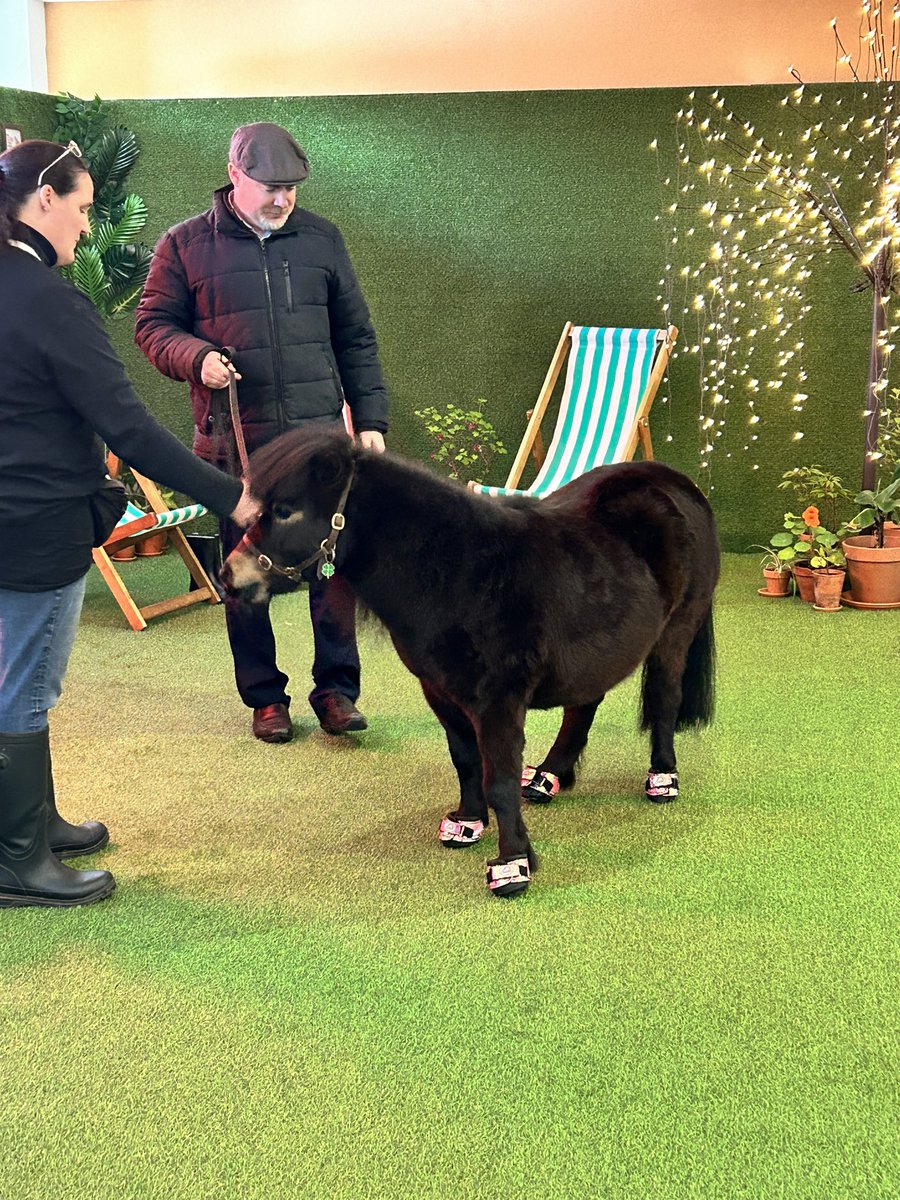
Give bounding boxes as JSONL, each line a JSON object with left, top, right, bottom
{"left": 420, "top": 681, "right": 488, "bottom": 848}
{"left": 641, "top": 641, "right": 689, "bottom": 802}
{"left": 473, "top": 701, "right": 535, "bottom": 897}
{"left": 523, "top": 700, "right": 601, "bottom": 804}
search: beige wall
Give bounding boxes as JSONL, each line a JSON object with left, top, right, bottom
{"left": 46, "top": 0, "right": 866, "bottom": 99}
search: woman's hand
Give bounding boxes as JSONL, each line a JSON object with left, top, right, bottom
{"left": 230, "top": 481, "right": 261, "bottom": 528}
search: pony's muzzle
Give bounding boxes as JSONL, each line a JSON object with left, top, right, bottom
{"left": 220, "top": 542, "right": 271, "bottom": 604}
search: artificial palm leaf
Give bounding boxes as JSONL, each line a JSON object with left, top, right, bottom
{"left": 109, "top": 285, "right": 146, "bottom": 316}
{"left": 109, "top": 194, "right": 149, "bottom": 244}
{"left": 52, "top": 93, "right": 151, "bottom": 317}
{"left": 90, "top": 127, "right": 139, "bottom": 192}
{"left": 105, "top": 245, "right": 152, "bottom": 297}
{"left": 70, "top": 245, "right": 108, "bottom": 310}
{"left": 90, "top": 220, "right": 118, "bottom": 257}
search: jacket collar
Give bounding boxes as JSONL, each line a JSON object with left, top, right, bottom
{"left": 211, "top": 185, "right": 301, "bottom": 240}
{"left": 9, "top": 221, "right": 57, "bottom": 266}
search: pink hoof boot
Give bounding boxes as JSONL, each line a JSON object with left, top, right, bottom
{"left": 439, "top": 816, "right": 485, "bottom": 847}
{"left": 521, "top": 765, "right": 560, "bottom": 804}
{"left": 645, "top": 771, "right": 679, "bottom": 802}
{"left": 486, "top": 856, "right": 531, "bottom": 897}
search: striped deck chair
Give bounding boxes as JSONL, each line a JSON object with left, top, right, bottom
{"left": 91, "top": 458, "right": 221, "bottom": 632}
{"left": 471, "top": 323, "right": 677, "bottom": 498}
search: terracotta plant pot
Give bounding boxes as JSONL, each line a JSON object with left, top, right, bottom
{"left": 761, "top": 567, "right": 792, "bottom": 596}
{"left": 842, "top": 536, "right": 900, "bottom": 607}
{"left": 812, "top": 568, "right": 846, "bottom": 611}
{"left": 110, "top": 544, "right": 136, "bottom": 562}
{"left": 883, "top": 521, "right": 900, "bottom": 548}
{"left": 136, "top": 529, "right": 168, "bottom": 557}
{"left": 791, "top": 563, "right": 816, "bottom": 603}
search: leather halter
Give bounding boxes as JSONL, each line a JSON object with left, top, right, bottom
{"left": 241, "top": 465, "right": 355, "bottom": 583}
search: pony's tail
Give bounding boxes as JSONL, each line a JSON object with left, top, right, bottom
{"left": 640, "top": 604, "right": 716, "bottom": 732}
{"left": 676, "top": 604, "right": 716, "bottom": 728}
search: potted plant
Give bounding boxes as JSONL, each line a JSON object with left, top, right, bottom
{"left": 807, "top": 521, "right": 847, "bottom": 613}
{"left": 774, "top": 507, "right": 845, "bottom": 604}
{"left": 116, "top": 469, "right": 174, "bottom": 559}
{"left": 413, "top": 398, "right": 507, "bottom": 484}
{"left": 841, "top": 467, "right": 900, "bottom": 608}
{"left": 750, "top": 539, "right": 794, "bottom": 597}
{"left": 777, "top": 466, "right": 853, "bottom": 537}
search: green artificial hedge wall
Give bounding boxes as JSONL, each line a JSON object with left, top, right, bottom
{"left": 1, "top": 85, "right": 874, "bottom": 549}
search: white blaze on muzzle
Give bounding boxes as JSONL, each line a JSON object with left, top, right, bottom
{"left": 226, "top": 544, "right": 272, "bottom": 605}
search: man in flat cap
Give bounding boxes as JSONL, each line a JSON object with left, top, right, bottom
{"left": 136, "top": 122, "right": 388, "bottom": 744}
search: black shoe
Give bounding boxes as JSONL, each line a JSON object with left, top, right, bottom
{"left": 47, "top": 764, "right": 109, "bottom": 859}
{"left": 317, "top": 695, "right": 368, "bottom": 736}
{"left": 252, "top": 703, "right": 293, "bottom": 743}
{"left": 0, "top": 730, "right": 115, "bottom": 908}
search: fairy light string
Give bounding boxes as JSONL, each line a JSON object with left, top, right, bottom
{"left": 654, "top": 3, "right": 900, "bottom": 491}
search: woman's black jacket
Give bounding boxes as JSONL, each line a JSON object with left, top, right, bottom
{"left": 0, "top": 225, "right": 242, "bottom": 591}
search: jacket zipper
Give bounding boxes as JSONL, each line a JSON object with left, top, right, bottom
{"left": 282, "top": 260, "right": 293, "bottom": 313}
{"left": 259, "top": 240, "right": 286, "bottom": 434}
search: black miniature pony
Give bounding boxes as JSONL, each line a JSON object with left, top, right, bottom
{"left": 222, "top": 428, "right": 720, "bottom": 898}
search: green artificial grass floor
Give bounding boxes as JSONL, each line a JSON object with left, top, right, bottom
{"left": 1, "top": 554, "right": 897, "bottom": 1200}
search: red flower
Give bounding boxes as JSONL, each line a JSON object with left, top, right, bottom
{"left": 802, "top": 505, "right": 820, "bottom": 528}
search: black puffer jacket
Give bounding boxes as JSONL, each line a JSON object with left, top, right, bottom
{"left": 134, "top": 187, "right": 388, "bottom": 459}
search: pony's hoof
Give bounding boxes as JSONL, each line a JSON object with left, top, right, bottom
{"left": 521, "top": 765, "right": 560, "bottom": 804}
{"left": 438, "top": 816, "right": 485, "bottom": 847}
{"left": 486, "top": 856, "right": 531, "bottom": 897}
{"left": 645, "top": 771, "right": 679, "bottom": 802}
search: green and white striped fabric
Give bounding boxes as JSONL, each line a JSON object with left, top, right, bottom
{"left": 114, "top": 500, "right": 207, "bottom": 532}
{"left": 473, "top": 326, "right": 661, "bottom": 498}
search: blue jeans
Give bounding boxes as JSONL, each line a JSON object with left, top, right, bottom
{"left": 0, "top": 577, "right": 87, "bottom": 733}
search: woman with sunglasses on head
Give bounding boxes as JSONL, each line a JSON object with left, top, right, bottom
{"left": 0, "top": 139, "right": 257, "bottom": 908}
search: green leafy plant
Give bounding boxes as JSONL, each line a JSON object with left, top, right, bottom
{"left": 749, "top": 541, "right": 792, "bottom": 574}
{"left": 775, "top": 506, "right": 845, "bottom": 571}
{"left": 118, "top": 468, "right": 175, "bottom": 514}
{"left": 777, "top": 466, "right": 853, "bottom": 535}
{"left": 843, "top": 466, "right": 900, "bottom": 549}
{"left": 413, "top": 399, "right": 507, "bottom": 483}
{"left": 52, "top": 92, "right": 152, "bottom": 317}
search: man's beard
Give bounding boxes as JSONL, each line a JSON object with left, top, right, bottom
{"left": 255, "top": 210, "right": 290, "bottom": 232}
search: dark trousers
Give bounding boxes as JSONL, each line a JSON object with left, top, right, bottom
{"left": 219, "top": 518, "right": 360, "bottom": 714}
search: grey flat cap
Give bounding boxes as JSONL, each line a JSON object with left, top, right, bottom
{"left": 229, "top": 123, "right": 309, "bottom": 185}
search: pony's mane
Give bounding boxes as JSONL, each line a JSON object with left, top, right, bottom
{"left": 247, "top": 427, "right": 525, "bottom": 529}
{"left": 248, "top": 427, "right": 356, "bottom": 497}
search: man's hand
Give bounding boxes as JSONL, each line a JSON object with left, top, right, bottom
{"left": 230, "top": 481, "right": 261, "bottom": 528}
{"left": 201, "top": 351, "right": 242, "bottom": 390}
{"left": 358, "top": 430, "right": 385, "bottom": 454}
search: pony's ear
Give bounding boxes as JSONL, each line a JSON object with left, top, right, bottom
{"left": 309, "top": 447, "right": 349, "bottom": 490}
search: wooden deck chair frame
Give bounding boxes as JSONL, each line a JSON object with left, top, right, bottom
{"left": 491, "top": 322, "right": 678, "bottom": 494}
{"left": 91, "top": 454, "right": 221, "bottom": 632}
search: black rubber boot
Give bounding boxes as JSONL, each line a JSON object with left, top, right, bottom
{"left": 0, "top": 729, "right": 115, "bottom": 908}
{"left": 47, "top": 760, "right": 109, "bottom": 859}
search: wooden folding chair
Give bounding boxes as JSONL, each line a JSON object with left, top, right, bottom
{"left": 471, "top": 323, "right": 678, "bottom": 498}
{"left": 91, "top": 456, "right": 222, "bottom": 631}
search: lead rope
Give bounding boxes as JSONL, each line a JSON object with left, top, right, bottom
{"left": 220, "top": 346, "right": 250, "bottom": 475}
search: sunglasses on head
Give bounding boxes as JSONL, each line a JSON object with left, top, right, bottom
{"left": 36, "top": 141, "right": 82, "bottom": 190}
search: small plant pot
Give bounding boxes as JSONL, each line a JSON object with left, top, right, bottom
{"left": 110, "top": 544, "right": 136, "bottom": 562}
{"left": 812, "top": 568, "right": 846, "bottom": 611}
{"left": 842, "top": 536, "right": 900, "bottom": 607}
{"left": 136, "top": 530, "right": 168, "bottom": 557}
{"left": 760, "top": 567, "right": 791, "bottom": 596}
{"left": 791, "top": 563, "right": 816, "bottom": 603}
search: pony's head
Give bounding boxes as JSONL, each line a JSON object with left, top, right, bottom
{"left": 221, "top": 427, "right": 357, "bottom": 604}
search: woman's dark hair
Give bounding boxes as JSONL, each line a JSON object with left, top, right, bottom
{"left": 0, "top": 139, "right": 90, "bottom": 243}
